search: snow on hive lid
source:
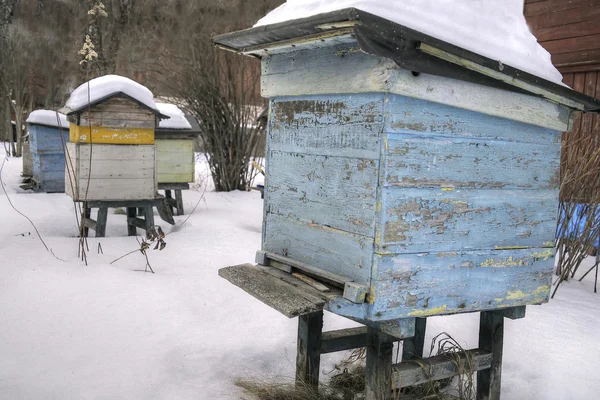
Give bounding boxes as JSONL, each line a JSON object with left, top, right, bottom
{"left": 26, "top": 110, "right": 69, "bottom": 129}
{"left": 156, "top": 103, "right": 192, "bottom": 130}
{"left": 255, "top": 0, "right": 562, "bottom": 85}
{"left": 65, "top": 75, "right": 165, "bottom": 116}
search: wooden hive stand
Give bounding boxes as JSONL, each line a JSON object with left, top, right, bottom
{"left": 295, "top": 308, "right": 523, "bottom": 400}
{"left": 221, "top": 263, "right": 525, "bottom": 400}
{"left": 158, "top": 183, "right": 189, "bottom": 216}
{"left": 79, "top": 199, "right": 174, "bottom": 238}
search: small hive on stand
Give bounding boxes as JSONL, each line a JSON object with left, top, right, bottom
{"left": 62, "top": 75, "right": 168, "bottom": 201}
{"left": 26, "top": 110, "right": 70, "bottom": 193}
{"left": 215, "top": 7, "right": 600, "bottom": 398}
{"left": 154, "top": 103, "right": 199, "bottom": 185}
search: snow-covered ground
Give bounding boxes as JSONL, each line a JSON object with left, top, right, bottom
{"left": 1, "top": 145, "right": 599, "bottom": 399}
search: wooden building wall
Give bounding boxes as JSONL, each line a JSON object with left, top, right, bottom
{"left": 526, "top": 0, "right": 600, "bottom": 201}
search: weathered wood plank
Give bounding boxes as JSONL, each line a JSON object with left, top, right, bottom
{"left": 29, "top": 125, "right": 69, "bottom": 154}
{"left": 552, "top": 49, "right": 600, "bottom": 68}
{"left": 385, "top": 94, "right": 561, "bottom": 145}
{"left": 157, "top": 173, "right": 194, "bottom": 183}
{"left": 524, "top": 0, "right": 599, "bottom": 17}
{"left": 76, "top": 159, "right": 155, "bottom": 179}
{"left": 90, "top": 97, "right": 146, "bottom": 109}
{"left": 218, "top": 264, "right": 329, "bottom": 318}
{"left": 292, "top": 272, "right": 331, "bottom": 292}
{"left": 269, "top": 95, "right": 383, "bottom": 159}
{"left": 368, "top": 249, "right": 553, "bottom": 320}
{"left": 378, "top": 188, "right": 558, "bottom": 253}
{"left": 392, "top": 349, "right": 492, "bottom": 388}
{"left": 262, "top": 251, "right": 349, "bottom": 286}
{"left": 262, "top": 43, "right": 572, "bottom": 131}
{"left": 263, "top": 213, "right": 374, "bottom": 285}
{"left": 32, "top": 152, "right": 66, "bottom": 193}
{"left": 68, "top": 178, "right": 157, "bottom": 201}
{"left": 65, "top": 142, "right": 156, "bottom": 201}
{"left": 384, "top": 134, "right": 560, "bottom": 189}
{"left": 155, "top": 139, "right": 195, "bottom": 183}
{"left": 542, "top": 33, "right": 600, "bottom": 56}
{"left": 83, "top": 111, "right": 154, "bottom": 122}
{"left": 267, "top": 150, "right": 378, "bottom": 237}
{"left": 535, "top": 18, "right": 600, "bottom": 42}
{"left": 67, "top": 142, "right": 155, "bottom": 160}
{"left": 69, "top": 124, "right": 154, "bottom": 145}
{"left": 78, "top": 117, "right": 155, "bottom": 129}
{"left": 158, "top": 183, "right": 190, "bottom": 190}
{"left": 528, "top": 6, "right": 600, "bottom": 31}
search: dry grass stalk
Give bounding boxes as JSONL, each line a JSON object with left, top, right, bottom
{"left": 235, "top": 377, "right": 342, "bottom": 400}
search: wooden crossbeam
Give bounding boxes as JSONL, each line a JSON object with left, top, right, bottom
{"left": 493, "top": 306, "right": 526, "bottom": 320}
{"left": 320, "top": 327, "right": 368, "bottom": 354}
{"left": 127, "top": 217, "right": 147, "bottom": 230}
{"left": 392, "top": 349, "right": 492, "bottom": 388}
{"left": 82, "top": 218, "right": 97, "bottom": 231}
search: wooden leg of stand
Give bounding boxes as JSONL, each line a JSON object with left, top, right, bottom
{"left": 296, "top": 311, "right": 323, "bottom": 390}
{"left": 365, "top": 327, "right": 393, "bottom": 400}
{"left": 402, "top": 318, "right": 427, "bottom": 361}
{"left": 477, "top": 311, "right": 504, "bottom": 400}
{"left": 127, "top": 207, "right": 137, "bottom": 236}
{"left": 175, "top": 189, "right": 184, "bottom": 215}
{"left": 95, "top": 207, "right": 108, "bottom": 238}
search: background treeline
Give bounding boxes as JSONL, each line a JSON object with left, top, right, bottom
{"left": 0, "top": 0, "right": 283, "bottom": 190}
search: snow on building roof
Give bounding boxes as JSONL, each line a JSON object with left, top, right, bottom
{"left": 255, "top": 0, "right": 563, "bottom": 85}
{"left": 26, "top": 110, "right": 69, "bottom": 129}
{"left": 65, "top": 75, "right": 160, "bottom": 114}
{"left": 155, "top": 103, "right": 192, "bottom": 130}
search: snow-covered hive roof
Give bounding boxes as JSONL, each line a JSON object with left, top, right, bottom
{"left": 155, "top": 103, "right": 192, "bottom": 130}
{"left": 255, "top": 0, "right": 561, "bottom": 85}
{"left": 26, "top": 110, "right": 69, "bottom": 129}
{"left": 64, "top": 75, "right": 167, "bottom": 118}
{"left": 213, "top": 2, "right": 600, "bottom": 113}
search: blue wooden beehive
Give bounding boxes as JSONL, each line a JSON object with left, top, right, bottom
{"left": 215, "top": 9, "right": 600, "bottom": 325}
{"left": 26, "top": 110, "right": 70, "bottom": 193}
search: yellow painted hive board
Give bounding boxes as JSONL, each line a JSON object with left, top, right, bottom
{"left": 69, "top": 123, "right": 154, "bottom": 145}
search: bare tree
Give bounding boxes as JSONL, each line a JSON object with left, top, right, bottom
{"left": 0, "top": 23, "right": 34, "bottom": 157}
{"left": 178, "top": 46, "right": 266, "bottom": 191}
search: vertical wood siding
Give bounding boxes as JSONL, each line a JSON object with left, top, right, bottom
{"left": 526, "top": 2, "right": 600, "bottom": 203}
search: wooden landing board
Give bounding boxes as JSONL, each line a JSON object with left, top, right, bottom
{"left": 218, "top": 264, "right": 341, "bottom": 318}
